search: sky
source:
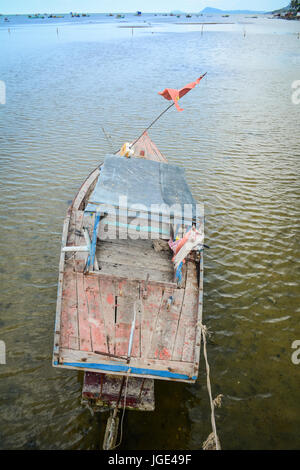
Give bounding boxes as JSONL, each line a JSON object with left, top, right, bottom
{"left": 0, "top": 1, "right": 289, "bottom": 15}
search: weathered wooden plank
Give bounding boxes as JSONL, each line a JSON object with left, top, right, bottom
{"left": 171, "top": 260, "right": 198, "bottom": 362}
{"left": 66, "top": 210, "right": 76, "bottom": 252}
{"left": 76, "top": 223, "right": 172, "bottom": 263}
{"left": 53, "top": 212, "right": 70, "bottom": 361}
{"left": 148, "top": 288, "right": 174, "bottom": 360}
{"left": 97, "top": 237, "right": 172, "bottom": 260}
{"left": 88, "top": 270, "right": 177, "bottom": 289}
{"left": 82, "top": 372, "right": 155, "bottom": 411}
{"left": 132, "top": 299, "right": 143, "bottom": 359}
{"left": 59, "top": 348, "right": 195, "bottom": 378}
{"left": 151, "top": 287, "right": 185, "bottom": 361}
{"left": 98, "top": 277, "right": 116, "bottom": 355}
{"left": 171, "top": 326, "right": 185, "bottom": 361}
{"left": 140, "top": 284, "right": 164, "bottom": 360}
{"left": 57, "top": 361, "right": 195, "bottom": 383}
{"left": 96, "top": 260, "right": 174, "bottom": 284}
{"left": 182, "top": 261, "right": 199, "bottom": 363}
{"left": 96, "top": 243, "right": 173, "bottom": 272}
{"left": 59, "top": 316, "right": 69, "bottom": 350}
{"left": 115, "top": 281, "right": 140, "bottom": 357}
{"left": 77, "top": 273, "right": 92, "bottom": 351}
{"left": 60, "top": 271, "right": 79, "bottom": 350}
{"left": 84, "top": 275, "right": 108, "bottom": 354}
{"left": 74, "top": 210, "right": 86, "bottom": 271}
{"left": 193, "top": 251, "right": 203, "bottom": 377}
{"left": 172, "top": 261, "right": 193, "bottom": 361}
{"left": 63, "top": 211, "right": 76, "bottom": 268}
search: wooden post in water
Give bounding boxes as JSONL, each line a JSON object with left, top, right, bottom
{"left": 103, "top": 408, "right": 120, "bottom": 450}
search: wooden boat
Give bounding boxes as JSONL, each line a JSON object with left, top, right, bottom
{"left": 53, "top": 131, "right": 204, "bottom": 448}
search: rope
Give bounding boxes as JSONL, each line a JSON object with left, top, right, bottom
{"left": 110, "top": 371, "right": 130, "bottom": 450}
{"left": 109, "top": 301, "right": 140, "bottom": 449}
{"left": 200, "top": 323, "right": 221, "bottom": 450}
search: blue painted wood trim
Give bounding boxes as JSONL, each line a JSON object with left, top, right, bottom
{"left": 87, "top": 212, "right": 101, "bottom": 269}
{"left": 104, "top": 220, "right": 169, "bottom": 235}
{"left": 53, "top": 360, "right": 196, "bottom": 381}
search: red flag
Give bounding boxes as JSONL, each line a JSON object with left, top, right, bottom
{"left": 158, "top": 73, "right": 207, "bottom": 111}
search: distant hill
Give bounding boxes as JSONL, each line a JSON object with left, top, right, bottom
{"left": 201, "top": 7, "right": 266, "bottom": 14}
{"left": 272, "top": 5, "right": 290, "bottom": 13}
{"left": 272, "top": 1, "right": 300, "bottom": 15}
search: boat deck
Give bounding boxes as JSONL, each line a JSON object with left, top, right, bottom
{"left": 53, "top": 207, "right": 203, "bottom": 383}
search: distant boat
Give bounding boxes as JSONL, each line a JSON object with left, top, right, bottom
{"left": 28, "top": 14, "right": 45, "bottom": 19}
{"left": 135, "top": 11, "right": 142, "bottom": 16}
{"left": 186, "top": 14, "right": 192, "bottom": 18}
{"left": 116, "top": 14, "right": 125, "bottom": 19}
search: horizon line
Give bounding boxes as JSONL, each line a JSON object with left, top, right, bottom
{"left": 0, "top": 9, "right": 270, "bottom": 15}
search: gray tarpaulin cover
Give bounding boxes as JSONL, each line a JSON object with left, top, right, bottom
{"left": 85, "top": 155, "right": 199, "bottom": 221}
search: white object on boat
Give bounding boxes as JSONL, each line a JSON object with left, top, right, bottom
{"left": 62, "top": 226, "right": 92, "bottom": 252}
{"left": 120, "top": 142, "right": 134, "bottom": 158}
{"left": 62, "top": 246, "right": 89, "bottom": 252}
{"left": 173, "top": 227, "right": 204, "bottom": 270}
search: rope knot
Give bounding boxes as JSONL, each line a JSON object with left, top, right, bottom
{"left": 200, "top": 323, "right": 212, "bottom": 339}
{"left": 213, "top": 394, "right": 224, "bottom": 409}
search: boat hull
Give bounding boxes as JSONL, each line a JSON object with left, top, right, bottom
{"left": 53, "top": 133, "right": 203, "bottom": 384}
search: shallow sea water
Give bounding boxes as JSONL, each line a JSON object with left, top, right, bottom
{"left": 0, "top": 13, "right": 300, "bottom": 449}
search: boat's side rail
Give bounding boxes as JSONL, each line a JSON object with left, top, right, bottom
{"left": 53, "top": 212, "right": 71, "bottom": 365}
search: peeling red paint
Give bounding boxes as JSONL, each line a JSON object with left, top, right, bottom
{"left": 155, "top": 347, "right": 171, "bottom": 360}
{"left": 106, "top": 293, "right": 114, "bottom": 305}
